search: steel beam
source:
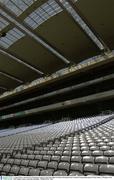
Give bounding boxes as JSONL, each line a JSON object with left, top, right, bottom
{"left": 0, "top": 7, "right": 70, "bottom": 64}
{"left": 0, "top": 71, "right": 23, "bottom": 83}
{"left": 0, "top": 48, "right": 44, "bottom": 75}
{"left": 56, "top": 0, "right": 109, "bottom": 51}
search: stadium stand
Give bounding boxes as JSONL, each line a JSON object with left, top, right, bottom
{"left": 0, "top": 115, "right": 114, "bottom": 176}
{"left": 0, "top": 0, "right": 114, "bottom": 177}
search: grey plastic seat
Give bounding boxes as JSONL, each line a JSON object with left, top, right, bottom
{"left": 28, "top": 155, "right": 35, "bottom": 160}
{"left": 100, "top": 146, "right": 110, "bottom": 151}
{"left": 92, "top": 150, "right": 103, "bottom": 156}
{"left": 40, "top": 169, "right": 54, "bottom": 176}
{"left": 21, "top": 160, "right": 29, "bottom": 167}
{"left": 19, "top": 167, "right": 29, "bottom": 175}
{"left": 42, "top": 155, "right": 51, "bottom": 162}
{"left": 10, "top": 165, "right": 20, "bottom": 175}
{"left": 99, "top": 164, "right": 114, "bottom": 175}
{"left": 29, "top": 160, "right": 38, "bottom": 168}
{"left": 2, "top": 164, "right": 11, "bottom": 173}
{"left": 81, "top": 151, "right": 91, "bottom": 156}
{"left": 90, "top": 146, "right": 99, "bottom": 151}
{"left": 7, "top": 158, "right": 14, "bottom": 165}
{"left": 63, "top": 151, "right": 71, "bottom": 156}
{"left": 38, "top": 161, "right": 48, "bottom": 169}
{"left": 61, "top": 156, "right": 70, "bottom": 162}
{"left": 47, "top": 161, "right": 58, "bottom": 170}
{"left": 0, "top": 164, "right": 4, "bottom": 171}
{"left": 47, "top": 151, "right": 54, "bottom": 155}
{"left": 21, "top": 154, "right": 28, "bottom": 159}
{"left": 81, "top": 147, "right": 89, "bottom": 151}
{"left": 107, "top": 142, "right": 114, "bottom": 146}
{"left": 40, "top": 151, "right": 47, "bottom": 155}
{"left": 13, "top": 159, "right": 21, "bottom": 165}
{"left": 72, "top": 151, "right": 81, "bottom": 156}
{"left": 109, "top": 157, "right": 114, "bottom": 164}
{"left": 69, "top": 172, "right": 83, "bottom": 176}
{"left": 72, "top": 147, "right": 80, "bottom": 151}
{"left": 70, "top": 163, "right": 83, "bottom": 173}
{"left": 95, "top": 156, "right": 108, "bottom": 164}
{"left": 53, "top": 170, "right": 68, "bottom": 176}
{"left": 1, "top": 158, "right": 8, "bottom": 164}
{"left": 35, "top": 155, "right": 42, "bottom": 160}
{"left": 51, "top": 155, "right": 60, "bottom": 162}
{"left": 104, "top": 150, "right": 114, "bottom": 156}
{"left": 84, "top": 164, "right": 99, "bottom": 174}
{"left": 15, "top": 154, "right": 21, "bottom": 159}
{"left": 71, "top": 156, "right": 82, "bottom": 163}
{"left": 29, "top": 168, "right": 40, "bottom": 176}
{"left": 83, "top": 156, "right": 94, "bottom": 163}
{"left": 55, "top": 151, "right": 63, "bottom": 156}
{"left": 58, "top": 162, "right": 70, "bottom": 172}
{"left": 34, "top": 151, "right": 40, "bottom": 155}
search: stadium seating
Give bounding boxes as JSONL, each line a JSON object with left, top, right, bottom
{"left": 0, "top": 114, "right": 114, "bottom": 176}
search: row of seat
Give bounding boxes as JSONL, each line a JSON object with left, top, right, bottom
{"left": 0, "top": 114, "right": 114, "bottom": 176}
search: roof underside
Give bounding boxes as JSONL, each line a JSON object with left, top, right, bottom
{"left": 0, "top": 0, "right": 113, "bottom": 94}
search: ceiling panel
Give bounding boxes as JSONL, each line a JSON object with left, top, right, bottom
{"left": 0, "top": 53, "right": 41, "bottom": 83}
{"left": 76, "top": 0, "right": 114, "bottom": 50}
{"left": 36, "top": 11, "right": 100, "bottom": 64}
{"left": 0, "top": 73, "right": 20, "bottom": 89}
{"left": 9, "top": 36, "right": 66, "bottom": 74}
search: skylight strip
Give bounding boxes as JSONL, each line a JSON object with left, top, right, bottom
{"left": 0, "top": 27, "right": 25, "bottom": 49}
{"left": 59, "top": 0, "right": 104, "bottom": 50}
{"left": 24, "top": 0, "right": 63, "bottom": 30}
{"left": 25, "top": 17, "right": 38, "bottom": 29}
{"left": 23, "top": 0, "right": 33, "bottom": 6}
{"left": 1, "top": 37, "right": 11, "bottom": 45}
{"left": 0, "top": 0, "right": 34, "bottom": 16}
{"left": 0, "top": 40, "right": 9, "bottom": 49}
{"left": 4, "top": 0, "right": 22, "bottom": 16}
{"left": 0, "top": 8, "right": 70, "bottom": 64}
{"left": 11, "top": 0, "right": 28, "bottom": 11}
{"left": 0, "top": 17, "right": 9, "bottom": 31}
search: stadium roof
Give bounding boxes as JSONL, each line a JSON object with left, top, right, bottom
{"left": 0, "top": 0, "right": 113, "bottom": 95}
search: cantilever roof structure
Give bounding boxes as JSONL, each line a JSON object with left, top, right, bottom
{"left": 0, "top": 0, "right": 113, "bottom": 95}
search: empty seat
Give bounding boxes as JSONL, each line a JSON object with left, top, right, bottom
{"left": 29, "top": 160, "right": 38, "bottom": 168}
{"left": 92, "top": 150, "right": 103, "bottom": 156}
{"left": 10, "top": 165, "right": 20, "bottom": 175}
{"left": 51, "top": 155, "right": 60, "bottom": 162}
{"left": 2, "top": 164, "right": 11, "bottom": 173}
{"left": 104, "top": 150, "right": 114, "bottom": 156}
{"left": 84, "top": 164, "right": 99, "bottom": 174}
{"left": 58, "top": 162, "right": 70, "bottom": 172}
{"left": 72, "top": 151, "right": 81, "bottom": 156}
{"left": 99, "top": 164, "right": 114, "bottom": 175}
{"left": 21, "top": 160, "right": 29, "bottom": 167}
{"left": 109, "top": 157, "right": 114, "bottom": 164}
{"left": 70, "top": 163, "right": 83, "bottom": 173}
{"left": 28, "top": 155, "right": 35, "bottom": 160}
{"left": 42, "top": 155, "right": 51, "bottom": 162}
{"left": 7, "top": 159, "right": 14, "bottom": 165}
{"left": 83, "top": 156, "right": 94, "bottom": 163}
{"left": 40, "top": 169, "right": 54, "bottom": 176}
{"left": 71, "top": 156, "right": 82, "bottom": 163}
{"left": 29, "top": 168, "right": 40, "bottom": 176}
{"left": 38, "top": 161, "right": 48, "bottom": 169}
{"left": 47, "top": 161, "right": 58, "bottom": 170}
{"left": 61, "top": 156, "right": 70, "bottom": 162}
{"left": 19, "top": 167, "right": 29, "bottom": 175}
{"left": 13, "top": 159, "right": 21, "bottom": 165}
{"left": 53, "top": 170, "right": 68, "bottom": 176}
{"left": 95, "top": 156, "right": 108, "bottom": 164}
{"left": 69, "top": 172, "right": 83, "bottom": 176}
{"left": 35, "top": 155, "right": 42, "bottom": 160}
